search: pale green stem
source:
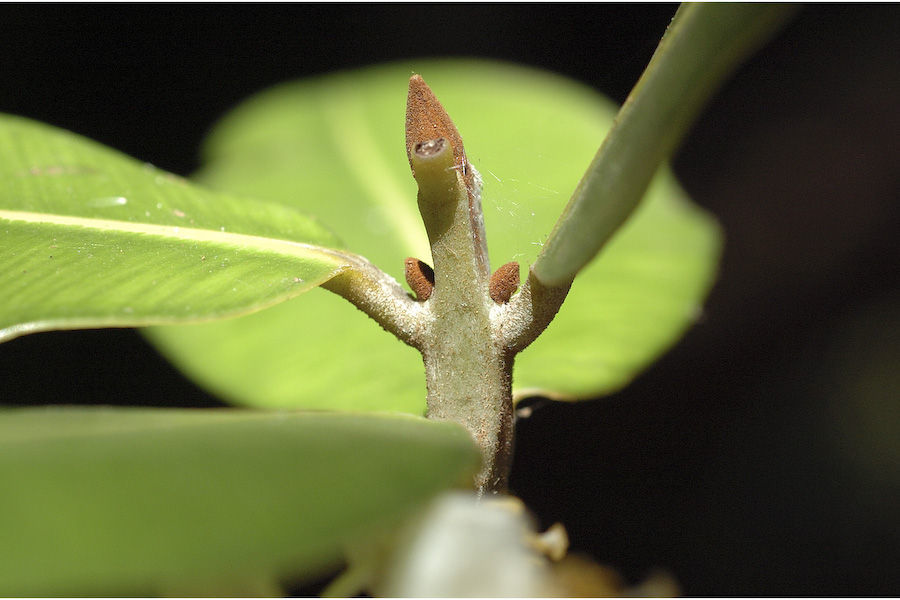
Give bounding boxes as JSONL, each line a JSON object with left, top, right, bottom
{"left": 321, "top": 254, "right": 426, "bottom": 350}
{"left": 492, "top": 269, "right": 572, "bottom": 355}
{"left": 533, "top": 3, "right": 798, "bottom": 287}
{"left": 410, "top": 138, "right": 513, "bottom": 495}
{"left": 324, "top": 76, "right": 573, "bottom": 494}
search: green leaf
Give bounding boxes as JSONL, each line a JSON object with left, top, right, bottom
{"left": 0, "top": 407, "right": 478, "bottom": 596}
{"left": 146, "top": 59, "right": 722, "bottom": 410}
{"left": 0, "top": 114, "right": 349, "bottom": 342}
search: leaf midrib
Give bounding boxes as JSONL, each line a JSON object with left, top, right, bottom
{"left": 0, "top": 209, "right": 350, "bottom": 263}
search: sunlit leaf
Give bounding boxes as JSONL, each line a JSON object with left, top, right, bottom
{"left": 145, "top": 60, "right": 720, "bottom": 411}
{"left": 0, "top": 114, "right": 349, "bottom": 342}
{"left": 0, "top": 407, "right": 478, "bottom": 596}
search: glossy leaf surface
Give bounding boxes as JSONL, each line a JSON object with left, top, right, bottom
{"left": 0, "top": 407, "right": 478, "bottom": 596}
{"left": 0, "top": 114, "right": 348, "bottom": 342}
{"left": 146, "top": 59, "right": 722, "bottom": 410}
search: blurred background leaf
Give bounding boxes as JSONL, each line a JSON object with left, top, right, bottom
{"left": 146, "top": 59, "right": 721, "bottom": 412}
{"left": 0, "top": 407, "right": 478, "bottom": 596}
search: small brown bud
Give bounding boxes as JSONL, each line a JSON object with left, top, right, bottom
{"left": 490, "top": 262, "right": 520, "bottom": 304}
{"left": 405, "top": 257, "right": 435, "bottom": 301}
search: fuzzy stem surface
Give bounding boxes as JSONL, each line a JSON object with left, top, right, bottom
{"left": 327, "top": 75, "right": 575, "bottom": 495}
{"left": 409, "top": 133, "right": 514, "bottom": 494}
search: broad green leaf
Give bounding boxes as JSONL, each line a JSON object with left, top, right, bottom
{"left": 146, "top": 59, "right": 721, "bottom": 411}
{"left": 0, "top": 114, "right": 349, "bottom": 342}
{"left": 0, "top": 407, "right": 478, "bottom": 596}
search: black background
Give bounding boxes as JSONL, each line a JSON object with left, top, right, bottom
{"left": 1, "top": 5, "right": 898, "bottom": 596}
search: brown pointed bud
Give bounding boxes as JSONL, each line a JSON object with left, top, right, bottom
{"left": 405, "top": 257, "right": 435, "bottom": 301}
{"left": 490, "top": 262, "right": 520, "bottom": 304}
{"left": 406, "top": 74, "right": 470, "bottom": 185}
